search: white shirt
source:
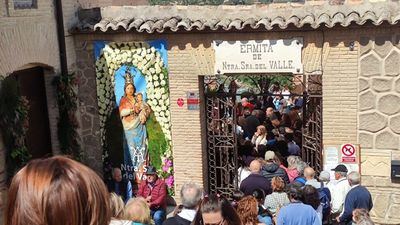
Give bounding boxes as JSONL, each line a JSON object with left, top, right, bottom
{"left": 238, "top": 167, "right": 251, "bottom": 187}
{"left": 178, "top": 208, "right": 197, "bottom": 222}
{"left": 330, "top": 177, "right": 351, "bottom": 214}
{"left": 251, "top": 134, "right": 267, "bottom": 148}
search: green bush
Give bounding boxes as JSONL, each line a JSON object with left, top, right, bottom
{"left": 146, "top": 112, "right": 169, "bottom": 170}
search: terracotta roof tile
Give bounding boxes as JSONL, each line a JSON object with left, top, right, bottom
{"left": 74, "top": 2, "right": 400, "bottom": 33}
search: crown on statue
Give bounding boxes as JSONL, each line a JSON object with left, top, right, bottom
{"left": 125, "top": 69, "right": 134, "bottom": 85}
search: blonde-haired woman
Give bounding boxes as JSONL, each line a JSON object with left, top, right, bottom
{"left": 124, "top": 197, "right": 152, "bottom": 225}
{"left": 251, "top": 125, "right": 267, "bottom": 149}
{"left": 110, "top": 193, "right": 131, "bottom": 225}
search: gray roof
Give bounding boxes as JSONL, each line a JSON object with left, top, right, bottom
{"left": 74, "top": 2, "right": 400, "bottom": 33}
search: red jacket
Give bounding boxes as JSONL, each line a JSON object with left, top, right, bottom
{"left": 138, "top": 178, "right": 167, "bottom": 209}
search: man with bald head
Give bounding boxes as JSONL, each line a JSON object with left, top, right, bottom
{"left": 240, "top": 159, "right": 271, "bottom": 196}
{"left": 304, "top": 167, "right": 321, "bottom": 189}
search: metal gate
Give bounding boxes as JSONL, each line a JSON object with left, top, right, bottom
{"left": 302, "top": 75, "right": 323, "bottom": 172}
{"left": 204, "top": 92, "right": 238, "bottom": 197}
{"left": 203, "top": 74, "right": 323, "bottom": 196}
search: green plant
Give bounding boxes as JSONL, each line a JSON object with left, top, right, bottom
{"left": 0, "top": 77, "right": 31, "bottom": 181}
{"left": 53, "top": 73, "right": 81, "bottom": 160}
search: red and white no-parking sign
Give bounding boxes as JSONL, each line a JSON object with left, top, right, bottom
{"left": 341, "top": 144, "right": 356, "bottom": 162}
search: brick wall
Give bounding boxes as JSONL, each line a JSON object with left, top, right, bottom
{"left": 322, "top": 29, "right": 359, "bottom": 145}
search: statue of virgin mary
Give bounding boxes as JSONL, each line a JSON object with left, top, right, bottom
{"left": 118, "top": 70, "right": 151, "bottom": 183}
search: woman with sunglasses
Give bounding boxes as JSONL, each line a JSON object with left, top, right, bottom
{"left": 193, "top": 194, "right": 242, "bottom": 225}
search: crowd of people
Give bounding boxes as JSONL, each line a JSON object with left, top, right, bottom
{"left": 5, "top": 155, "right": 375, "bottom": 225}
{"left": 235, "top": 90, "right": 303, "bottom": 167}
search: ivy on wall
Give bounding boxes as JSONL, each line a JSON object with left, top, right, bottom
{"left": 0, "top": 77, "right": 31, "bottom": 182}
{"left": 53, "top": 73, "right": 81, "bottom": 160}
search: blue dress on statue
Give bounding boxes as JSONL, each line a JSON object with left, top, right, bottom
{"left": 119, "top": 96, "right": 149, "bottom": 180}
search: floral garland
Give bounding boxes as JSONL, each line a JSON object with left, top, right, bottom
{"left": 95, "top": 42, "right": 174, "bottom": 194}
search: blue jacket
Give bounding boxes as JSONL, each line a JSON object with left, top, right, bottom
{"left": 339, "top": 185, "right": 373, "bottom": 224}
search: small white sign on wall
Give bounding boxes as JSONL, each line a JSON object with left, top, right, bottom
{"left": 213, "top": 38, "right": 303, "bottom": 74}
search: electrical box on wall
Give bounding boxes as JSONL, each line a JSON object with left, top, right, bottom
{"left": 391, "top": 160, "right": 400, "bottom": 180}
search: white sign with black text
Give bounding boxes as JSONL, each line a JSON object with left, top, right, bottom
{"left": 213, "top": 38, "right": 303, "bottom": 74}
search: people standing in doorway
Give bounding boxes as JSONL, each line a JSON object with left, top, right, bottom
{"left": 240, "top": 160, "right": 272, "bottom": 196}
{"left": 337, "top": 172, "right": 373, "bottom": 225}
{"left": 276, "top": 185, "right": 321, "bottom": 225}
{"left": 330, "top": 165, "right": 351, "bottom": 220}
{"left": 251, "top": 125, "right": 268, "bottom": 150}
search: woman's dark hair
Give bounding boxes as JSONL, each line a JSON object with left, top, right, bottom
{"left": 252, "top": 188, "right": 266, "bottom": 203}
{"left": 232, "top": 190, "right": 245, "bottom": 202}
{"left": 281, "top": 113, "right": 291, "bottom": 128}
{"left": 287, "top": 184, "right": 303, "bottom": 201}
{"left": 192, "top": 194, "right": 241, "bottom": 225}
{"left": 302, "top": 185, "right": 321, "bottom": 210}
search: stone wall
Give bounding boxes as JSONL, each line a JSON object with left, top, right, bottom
{"left": 358, "top": 30, "right": 400, "bottom": 224}
{"left": 74, "top": 42, "right": 103, "bottom": 174}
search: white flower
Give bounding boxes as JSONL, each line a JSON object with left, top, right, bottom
{"left": 155, "top": 90, "right": 162, "bottom": 99}
{"left": 151, "top": 47, "right": 156, "bottom": 53}
{"left": 152, "top": 74, "right": 158, "bottom": 81}
{"left": 156, "top": 106, "right": 161, "bottom": 112}
{"left": 160, "top": 72, "right": 165, "bottom": 80}
{"left": 149, "top": 67, "right": 155, "bottom": 74}
{"left": 155, "top": 65, "right": 161, "bottom": 74}
{"left": 160, "top": 111, "right": 165, "bottom": 117}
{"left": 160, "top": 80, "right": 166, "bottom": 86}
{"left": 162, "top": 94, "right": 168, "bottom": 100}
{"left": 141, "top": 50, "right": 146, "bottom": 57}
{"left": 145, "top": 54, "right": 152, "bottom": 60}
{"left": 154, "top": 81, "right": 160, "bottom": 87}
{"left": 161, "top": 105, "right": 167, "bottom": 111}
{"left": 165, "top": 111, "right": 170, "bottom": 117}
{"left": 152, "top": 99, "right": 158, "bottom": 105}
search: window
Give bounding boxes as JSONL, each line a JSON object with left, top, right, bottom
{"left": 13, "top": 0, "right": 37, "bottom": 9}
